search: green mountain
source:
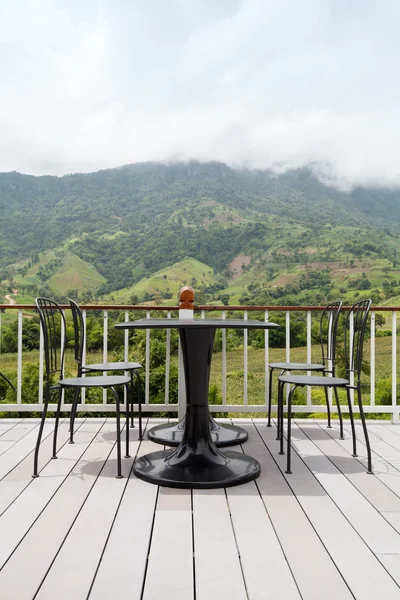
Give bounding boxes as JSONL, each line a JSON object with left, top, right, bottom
{"left": 107, "top": 258, "right": 221, "bottom": 304}
{"left": 1, "top": 161, "right": 400, "bottom": 306}
{"left": 12, "top": 249, "right": 105, "bottom": 296}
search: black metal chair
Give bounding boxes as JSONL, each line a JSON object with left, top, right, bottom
{"left": 277, "top": 299, "right": 372, "bottom": 474}
{"left": 33, "top": 298, "right": 131, "bottom": 479}
{"left": 267, "top": 300, "right": 344, "bottom": 437}
{"left": 68, "top": 299, "right": 143, "bottom": 443}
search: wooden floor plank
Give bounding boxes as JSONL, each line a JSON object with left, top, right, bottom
{"left": 143, "top": 507, "right": 194, "bottom": 599}
{"left": 307, "top": 421, "right": 400, "bottom": 512}
{"left": 295, "top": 421, "right": 400, "bottom": 555}
{"left": 228, "top": 422, "right": 300, "bottom": 600}
{"left": 293, "top": 422, "right": 400, "bottom": 588}
{"left": 257, "top": 422, "right": 400, "bottom": 600}
{"left": 382, "top": 511, "right": 400, "bottom": 534}
{"left": 36, "top": 419, "right": 136, "bottom": 600}
{"left": 1, "top": 418, "right": 399, "bottom": 600}
{"left": 371, "top": 424, "right": 400, "bottom": 450}
{"left": 0, "top": 419, "right": 70, "bottom": 486}
{"left": 89, "top": 431, "right": 162, "bottom": 600}
{"left": 227, "top": 478, "right": 300, "bottom": 600}
{"left": 250, "top": 424, "right": 352, "bottom": 600}
{"left": 0, "top": 419, "right": 23, "bottom": 436}
{"left": 134, "top": 426, "right": 194, "bottom": 600}
{"left": 0, "top": 419, "right": 40, "bottom": 457}
{"left": 325, "top": 422, "right": 400, "bottom": 498}
{"left": 0, "top": 419, "right": 120, "bottom": 600}
{"left": 0, "top": 419, "right": 106, "bottom": 570}
{"left": 33, "top": 422, "right": 136, "bottom": 600}
{"left": 383, "top": 424, "right": 400, "bottom": 437}
{"left": 0, "top": 420, "right": 75, "bottom": 516}
{"left": 378, "top": 554, "right": 400, "bottom": 586}
{"left": 193, "top": 488, "right": 245, "bottom": 600}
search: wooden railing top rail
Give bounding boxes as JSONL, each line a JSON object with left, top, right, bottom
{"left": 2, "top": 304, "right": 400, "bottom": 312}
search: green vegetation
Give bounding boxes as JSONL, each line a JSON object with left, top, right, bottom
{"left": 2, "top": 162, "right": 400, "bottom": 308}
{"left": 2, "top": 248, "right": 105, "bottom": 304}
{"left": 107, "top": 258, "right": 221, "bottom": 304}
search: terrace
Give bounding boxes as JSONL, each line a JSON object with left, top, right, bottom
{"left": 0, "top": 302, "right": 400, "bottom": 599}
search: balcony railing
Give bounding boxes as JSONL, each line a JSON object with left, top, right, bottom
{"left": 1, "top": 304, "right": 399, "bottom": 422}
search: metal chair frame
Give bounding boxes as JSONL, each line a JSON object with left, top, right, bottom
{"left": 0, "top": 371, "right": 17, "bottom": 397}
{"left": 267, "top": 300, "right": 343, "bottom": 436}
{"left": 277, "top": 299, "right": 373, "bottom": 474}
{"left": 68, "top": 300, "right": 143, "bottom": 443}
{"left": 33, "top": 298, "right": 131, "bottom": 479}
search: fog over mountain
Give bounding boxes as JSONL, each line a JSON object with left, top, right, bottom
{"left": 1, "top": 0, "right": 400, "bottom": 189}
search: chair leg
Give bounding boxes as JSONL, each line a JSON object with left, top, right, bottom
{"left": 333, "top": 387, "right": 344, "bottom": 439}
{"left": 136, "top": 371, "right": 143, "bottom": 440}
{"left": 276, "top": 379, "right": 280, "bottom": 440}
{"left": 278, "top": 369, "right": 286, "bottom": 436}
{"left": 110, "top": 386, "right": 123, "bottom": 478}
{"left": 277, "top": 379, "right": 282, "bottom": 441}
{"left": 323, "top": 386, "right": 332, "bottom": 428}
{"left": 33, "top": 388, "right": 50, "bottom": 477}
{"left": 52, "top": 387, "right": 63, "bottom": 459}
{"left": 356, "top": 385, "right": 373, "bottom": 474}
{"left": 267, "top": 367, "right": 274, "bottom": 426}
{"left": 346, "top": 387, "right": 357, "bottom": 457}
{"left": 129, "top": 370, "right": 135, "bottom": 428}
{"left": 279, "top": 381, "right": 285, "bottom": 454}
{"left": 124, "top": 384, "right": 130, "bottom": 458}
{"left": 286, "top": 385, "right": 296, "bottom": 474}
{"left": 69, "top": 387, "right": 81, "bottom": 444}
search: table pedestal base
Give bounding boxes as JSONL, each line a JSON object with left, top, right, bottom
{"left": 135, "top": 403, "right": 260, "bottom": 489}
{"left": 133, "top": 448, "right": 260, "bottom": 489}
{"left": 147, "top": 418, "right": 248, "bottom": 448}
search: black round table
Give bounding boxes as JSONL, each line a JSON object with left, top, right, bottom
{"left": 115, "top": 318, "right": 279, "bottom": 489}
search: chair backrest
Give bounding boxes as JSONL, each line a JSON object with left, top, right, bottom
{"left": 69, "top": 299, "right": 85, "bottom": 373}
{"left": 344, "top": 299, "right": 372, "bottom": 382}
{"left": 35, "top": 298, "right": 66, "bottom": 382}
{"left": 319, "top": 300, "right": 342, "bottom": 368}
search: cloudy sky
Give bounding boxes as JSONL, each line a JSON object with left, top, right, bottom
{"left": 0, "top": 0, "right": 399, "bottom": 188}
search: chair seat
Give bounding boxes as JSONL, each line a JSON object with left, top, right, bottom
{"left": 84, "top": 361, "right": 142, "bottom": 372}
{"left": 278, "top": 374, "right": 349, "bottom": 387}
{"left": 60, "top": 375, "right": 130, "bottom": 388}
{"left": 270, "top": 362, "right": 325, "bottom": 371}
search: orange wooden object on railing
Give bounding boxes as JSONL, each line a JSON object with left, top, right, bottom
{"left": 179, "top": 286, "right": 195, "bottom": 310}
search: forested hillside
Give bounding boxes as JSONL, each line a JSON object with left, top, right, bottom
{"left": 2, "top": 161, "right": 400, "bottom": 306}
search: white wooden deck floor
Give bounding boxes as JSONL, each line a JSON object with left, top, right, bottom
{"left": 0, "top": 418, "right": 400, "bottom": 600}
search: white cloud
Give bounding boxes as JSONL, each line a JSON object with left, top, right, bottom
{"left": 0, "top": 0, "right": 399, "bottom": 188}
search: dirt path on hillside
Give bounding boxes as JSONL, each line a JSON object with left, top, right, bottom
{"left": 4, "top": 289, "right": 18, "bottom": 304}
{"left": 3, "top": 289, "right": 33, "bottom": 318}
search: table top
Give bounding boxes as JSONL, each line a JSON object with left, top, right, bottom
{"left": 115, "top": 318, "right": 280, "bottom": 330}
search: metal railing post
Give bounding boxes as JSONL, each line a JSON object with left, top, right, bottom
{"left": 165, "top": 311, "right": 171, "bottom": 405}
{"left": 17, "top": 310, "right": 22, "bottom": 405}
{"left": 370, "top": 311, "right": 375, "bottom": 407}
{"left": 244, "top": 310, "right": 248, "bottom": 405}
{"left": 102, "top": 310, "right": 108, "bottom": 404}
{"left": 306, "top": 311, "right": 312, "bottom": 406}
{"left": 222, "top": 310, "right": 227, "bottom": 405}
{"left": 392, "top": 311, "right": 398, "bottom": 423}
{"left": 145, "top": 310, "right": 151, "bottom": 406}
{"left": 264, "top": 310, "right": 269, "bottom": 408}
